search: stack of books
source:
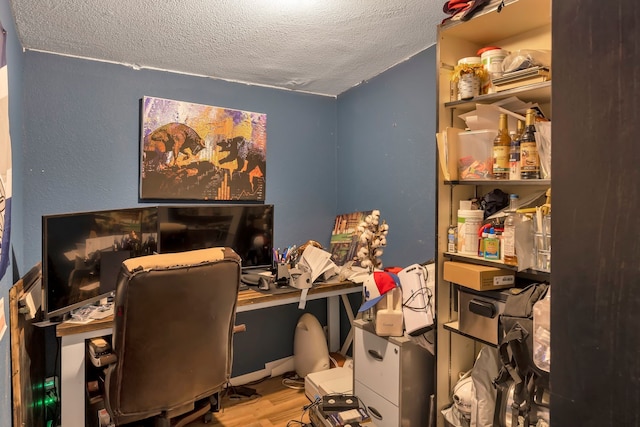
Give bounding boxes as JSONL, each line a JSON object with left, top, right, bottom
{"left": 492, "top": 66, "right": 551, "bottom": 91}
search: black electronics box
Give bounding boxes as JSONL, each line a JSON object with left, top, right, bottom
{"left": 322, "top": 395, "right": 358, "bottom": 412}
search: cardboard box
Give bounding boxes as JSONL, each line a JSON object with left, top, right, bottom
{"left": 443, "top": 261, "right": 514, "bottom": 291}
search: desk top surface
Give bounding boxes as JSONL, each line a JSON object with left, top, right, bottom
{"left": 56, "top": 279, "right": 361, "bottom": 337}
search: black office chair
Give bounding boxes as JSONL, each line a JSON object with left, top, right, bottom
{"left": 103, "top": 247, "right": 242, "bottom": 427}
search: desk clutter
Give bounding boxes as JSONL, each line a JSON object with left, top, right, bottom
{"left": 241, "top": 243, "right": 343, "bottom": 308}
{"left": 356, "top": 263, "right": 436, "bottom": 345}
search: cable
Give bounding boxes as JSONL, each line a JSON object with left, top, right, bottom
{"left": 286, "top": 396, "right": 320, "bottom": 427}
{"left": 282, "top": 376, "right": 305, "bottom": 390}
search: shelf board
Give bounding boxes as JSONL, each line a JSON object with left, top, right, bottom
{"left": 444, "top": 81, "right": 551, "bottom": 110}
{"left": 439, "top": 0, "right": 551, "bottom": 45}
{"left": 443, "top": 321, "right": 498, "bottom": 348}
{"left": 444, "top": 179, "right": 551, "bottom": 186}
{"left": 444, "top": 252, "right": 551, "bottom": 280}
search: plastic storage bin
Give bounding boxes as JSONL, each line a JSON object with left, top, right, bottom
{"left": 457, "top": 129, "right": 498, "bottom": 180}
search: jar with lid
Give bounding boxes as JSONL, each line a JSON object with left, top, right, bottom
{"left": 451, "top": 57, "right": 487, "bottom": 100}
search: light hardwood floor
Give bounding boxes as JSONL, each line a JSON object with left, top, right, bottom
{"left": 188, "top": 375, "right": 312, "bottom": 427}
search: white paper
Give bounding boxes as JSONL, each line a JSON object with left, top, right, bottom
{"left": 297, "top": 245, "right": 336, "bottom": 283}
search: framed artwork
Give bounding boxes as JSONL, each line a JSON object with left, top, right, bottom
{"left": 329, "top": 210, "right": 372, "bottom": 266}
{"left": 140, "top": 96, "right": 267, "bottom": 201}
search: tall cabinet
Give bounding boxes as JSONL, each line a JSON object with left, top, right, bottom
{"left": 435, "top": 1, "right": 551, "bottom": 425}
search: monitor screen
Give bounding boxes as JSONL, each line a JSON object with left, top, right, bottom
{"left": 157, "top": 204, "right": 274, "bottom": 270}
{"left": 42, "top": 207, "right": 158, "bottom": 320}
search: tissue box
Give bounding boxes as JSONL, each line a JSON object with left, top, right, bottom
{"left": 457, "top": 129, "right": 498, "bottom": 180}
{"left": 443, "top": 261, "right": 514, "bottom": 291}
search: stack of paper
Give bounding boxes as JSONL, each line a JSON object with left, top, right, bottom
{"left": 459, "top": 96, "right": 540, "bottom": 131}
{"left": 297, "top": 245, "right": 337, "bottom": 283}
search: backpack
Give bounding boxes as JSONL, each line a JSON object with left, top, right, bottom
{"left": 493, "top": 283, "right": 549, "bottom": 427}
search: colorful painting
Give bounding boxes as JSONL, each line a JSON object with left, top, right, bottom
{"left": 140, "top": 96, "right": 267, "bottom": 201}
{"left": 0, "top": 26, "right": 11, "bottom": 281}
{"left": 329, "top": 210, "right": 372, "bottom": 266}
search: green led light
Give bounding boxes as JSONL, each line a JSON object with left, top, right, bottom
{"left": 44, "top": 395, "right": 58, "bottom": 405}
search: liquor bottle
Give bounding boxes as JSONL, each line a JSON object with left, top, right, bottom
{"left": 508, "top": 129, "right": 521, "bottom": 180}
{"left": 520, "top": 109, "right": 540, "bottom": 179}
{"left": 503, "top": 193, "right": 519, "bottom": 266}
{"left": 492, "top": 113, "right": 510, "bottom": 179}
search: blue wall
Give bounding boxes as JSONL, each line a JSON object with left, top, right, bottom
{"left": 0, "top": 0, "right": 24, "bottom": 424}
{"left": 2, "top": 29, "right": 437, "bottom": 424}
{"left": 337, "top": 48, "right": 437, "bottom": 267}
{"left": 21, "top": 52, "right": 339, "bottom": 269}
{"left": 20, "top": 52, "right": 339, "bottom": 379}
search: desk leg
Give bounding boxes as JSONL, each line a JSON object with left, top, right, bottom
{"left": 61, "top": 334, "right": 88, "bottom": 427}
{"left": 326, "top": 294, "right": 356, "bottom": 355}
{"left": 60, "top": 327, "right": 112, "bottom": 427}
{"left": 339, "top": 294, "right": 355, "bottom": 355}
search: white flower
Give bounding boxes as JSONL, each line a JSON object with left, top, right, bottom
{"left": 354, "top": 210, "right": 389, "bottom": 272}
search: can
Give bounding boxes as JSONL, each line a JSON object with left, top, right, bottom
{"left": 447, "top": 225, "right": 458, "bottom": 253}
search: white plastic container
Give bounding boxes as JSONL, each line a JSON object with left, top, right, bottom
{"left": 374, "top": 287, "right": 403, "bottom": 337}
{"left": 457, "top": 208, "right": 484, "bottom": 255}
{"left": 481, "top": 48, "right": 508, "bottom": 93}
{"left": 533, "top": 288, "right": 551, "bottom": 372}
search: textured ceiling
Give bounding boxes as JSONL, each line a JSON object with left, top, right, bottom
{"left": 10, "top": 0, "right": 445, "bottom": 96}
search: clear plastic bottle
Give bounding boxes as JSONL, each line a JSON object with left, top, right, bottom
{"left": 533, "top": 288, "right": 551, "bottom": 372}
{"left": 502, "top": 194, "right": 519, "bottom": 266}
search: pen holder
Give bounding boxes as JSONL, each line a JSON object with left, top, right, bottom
{"left": 276, "top": 262, "right": 290, "bottom": 281}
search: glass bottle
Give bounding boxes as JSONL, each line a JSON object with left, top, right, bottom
{"left": 502, "top": 193, "right": 519, "bottom": 266}
{"left": 520, "top": 109, "right": 540, "bottom": 179}
{"left": 509, "top": 120, "right": 523, "bottom": 180}
{"left": 492, "top": 113, "right": 510, "bottom": 180}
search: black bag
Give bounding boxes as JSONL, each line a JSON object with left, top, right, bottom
{"left": 493, "top": 283, "right": 549, "bottom": 427}
{"left": 479, "top": 189, "right": 509, "bottom": 219}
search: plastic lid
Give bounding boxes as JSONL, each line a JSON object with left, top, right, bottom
{"left": 509, "top": 193, "right": 519, "bottom": 199}
{"left": 479, "top": 48, "right": 508, "bottom": 58}
{"left": 477, "top": 46, "right": 501, "bottom": 56}
{"left": 457, "top": 56, "right": 481, "bottom": 65}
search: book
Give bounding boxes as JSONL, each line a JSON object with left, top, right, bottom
{"left": 493, "top": 66, "right": 551, "bottom": 92}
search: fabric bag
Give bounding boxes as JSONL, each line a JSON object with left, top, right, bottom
{"left": 493, "top": 283, "right": 549, "bottom": 427}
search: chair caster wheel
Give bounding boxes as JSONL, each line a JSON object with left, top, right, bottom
{"left": 203, "top": 412, "right": 213, "bottom": 423}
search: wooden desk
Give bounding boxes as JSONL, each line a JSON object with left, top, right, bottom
{"left": 57, "top": 280, "right": 362, "bottom": 427}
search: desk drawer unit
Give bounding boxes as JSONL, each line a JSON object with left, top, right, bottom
{"left": 354, "top": 380, "right": 400, "bottom": 427}
{"left": 353, "top": 319, "right": 434, "bottom": 427}
{"left": 354, "top": 326, "right": 400, "bottom": 404}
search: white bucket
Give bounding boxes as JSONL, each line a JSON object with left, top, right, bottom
{"left": 481, "top": 48, "right": 508, "bottom": 93}
{"left": 457, "top": 209, "right": 484, "bottom": 255}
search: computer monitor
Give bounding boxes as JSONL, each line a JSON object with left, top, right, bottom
{"left": 42, "top": 207, "right": 158, "bottom": 320}
{"left": 157, "top": 204, "right": 274, "bottom": 270}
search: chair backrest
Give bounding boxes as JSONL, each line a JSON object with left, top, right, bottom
{"left": 104, "top": 247, "right": 241, "bottom": 425}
